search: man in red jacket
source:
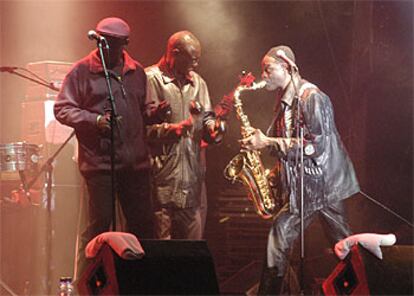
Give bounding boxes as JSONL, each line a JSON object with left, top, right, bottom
{"left": 54, "top": 17, "right": 154, "bottom": 279}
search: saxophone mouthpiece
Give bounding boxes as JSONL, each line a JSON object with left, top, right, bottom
{"left": 253, "top": 80, "right": 267, "bottom": 90}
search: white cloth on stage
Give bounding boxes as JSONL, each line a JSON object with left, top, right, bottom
{"left": 85, "top": 231, "right": 145, "bottom": 260}
{"left": 334, "top": 233, "right": 396, "bottom": 260}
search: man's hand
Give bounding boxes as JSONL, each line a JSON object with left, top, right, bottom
{"left": 148, "top": 100, "right": 172, "bottom": 121}
{"left": 96, "top": 113, "right": 111, "bottom": 131}
{"left": 205, "top": 118, "right": 226, "bottom": 143}
{"left": 239, "top": 127, "right": 269, "bottom": 150}
{"left": 168, "top": 116, "right": 194, "bottom": 136}
{"left": 240, "top": 127, "right": 293, "bottom": 154}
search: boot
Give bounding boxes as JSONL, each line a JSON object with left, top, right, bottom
{"left": 258, "top": 266, "right": 284, "bottom": 295}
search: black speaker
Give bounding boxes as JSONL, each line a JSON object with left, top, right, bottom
{"left": 220, "top": 260, "right": 262, "bottom": 295}
{"left": 78, "top": 239, "right": 219, "bottom": 295}
{"left": 323, "top": 244, "right": 413, "bottom": 295}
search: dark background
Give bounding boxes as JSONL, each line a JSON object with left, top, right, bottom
{"left": 0, "top": 0, "right": 412, "bottom": 294}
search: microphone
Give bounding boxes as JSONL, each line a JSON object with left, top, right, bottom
{"left": 87, "top": 30, "right": 106, "bottom": 42}
{"left": 276, "top": 49, "right": 298, "bottom": 72}
{"left": 0, "top": 66, "right": 18, "bottom": 72}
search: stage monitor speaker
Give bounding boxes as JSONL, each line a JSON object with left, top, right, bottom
{"left": 78, "top": 239, "right": 220, "bottom": 295}
{"left": 220, "top": 260, "right": 262, "bottom": 295}
{"left": 323, "top": 244, "right": 413, "bottom": 295}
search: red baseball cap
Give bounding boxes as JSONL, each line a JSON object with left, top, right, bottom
{"left": 96, "top": 17, "right": 130, "bottom": 39}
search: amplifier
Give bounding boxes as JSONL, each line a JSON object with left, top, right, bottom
{"left": 25, "top": 61, "right": 72, "bottom": 101}
{"left": 21, "top": 100, "right": 74, "bottom": 146}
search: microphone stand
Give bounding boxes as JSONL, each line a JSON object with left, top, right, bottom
{"left": 26, "top": 132, "right": 75, "bottom": 295}
{"left": 1, "top": 65, "right": 71, "bottom": 295}
{"left": 96, "top": 39, "right": 118, "bottom": 231}
{"left": 0, "top": 67, "right": 60, "bottom": 91}
{"left": 299, "top": 125, "right": 305, "bottom": 296}
{"left": 290, "top": 70, "right": 305, "bottom": 295}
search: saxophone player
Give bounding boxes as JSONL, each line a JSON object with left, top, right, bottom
{"left": 240, "top": 45, "right": 360, "bottom": 295}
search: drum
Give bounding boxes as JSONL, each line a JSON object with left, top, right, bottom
{"left": 0, "top": 142, "right": 41, "bottom": 172}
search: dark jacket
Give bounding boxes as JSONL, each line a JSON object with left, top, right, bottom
{"left": 145, "top": 57, "right": 215, "bottom": 209}
{"left": 54, "top": 49, "right": 150, "bottom": 173}
{"left": 267, "top": 78, "right": 359, "bottom": 214}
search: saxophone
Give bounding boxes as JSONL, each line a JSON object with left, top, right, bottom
{"left": 224, "top": 75, "right": 277, "bottom": 219}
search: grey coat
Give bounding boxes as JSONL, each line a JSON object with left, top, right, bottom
{"left": 144, "top": 58, "right": 215, "bottom": 209}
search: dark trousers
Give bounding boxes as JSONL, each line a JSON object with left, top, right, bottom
{"left": 154, "top": 206, "right": 202, "bottom": 240}
{"left": 258, "top": 200, "right": 352, "bottom": 295}
{"left": 76, "top": 168, "right": 154, "bottom": 279}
